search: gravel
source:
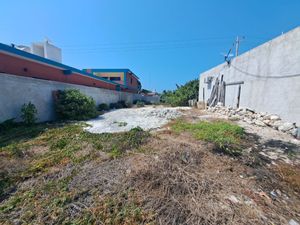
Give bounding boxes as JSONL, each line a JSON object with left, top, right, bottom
{"left": 85, "top": 106, "right": 189, "bottom": 133}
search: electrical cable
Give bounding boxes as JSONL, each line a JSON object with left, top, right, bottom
{"left": 230, "top": 64, "right": 300, "bottom": 79}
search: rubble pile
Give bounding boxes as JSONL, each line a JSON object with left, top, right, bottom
{"left": 207, "top": 105, "right": 299, "bottom": 138}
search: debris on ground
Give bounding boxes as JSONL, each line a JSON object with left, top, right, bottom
{"left": 207, "top": 105, "right": 299, "bottom": 138}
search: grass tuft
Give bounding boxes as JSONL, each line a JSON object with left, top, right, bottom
{"left": 171, "top": 119, "right": 244, "bottom": 155}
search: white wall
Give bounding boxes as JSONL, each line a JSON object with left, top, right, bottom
{"left": 31, "top": 43, "right": 44, "bottom": 58}
{"left": 0, "top": 73, "right": 159, "bottom": 122}
{"left": 199, "top": 26, "right": 300, "bottom": 125}
{"left": 44, "top": 42, "right": 62, "bottom": 63}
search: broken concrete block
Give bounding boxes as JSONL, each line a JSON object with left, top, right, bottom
{"left": 254, "top": 120, "right": 266, "bottom": 127}
{"left": 278, "top": 122, "right": 295, "bottom": 132}
{"left": 270, "top": 115, "right": 281, "bottom": 121}
{"left": 263, "top": 119, "right": 271, "bottom": 126}
{"left": 272, "top": 120, "right": 283, "bottom": 129}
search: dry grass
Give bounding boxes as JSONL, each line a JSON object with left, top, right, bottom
{"left": 276, "top": 163, "right": 300, "bottom": 193}
{"left": 1, "top": 112, "right": 300, "bottom": 224}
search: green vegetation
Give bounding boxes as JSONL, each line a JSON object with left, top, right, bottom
{"left": 109, "top": 101, "right": 123, "bottom": 109}
{"left": 0, "top": 123, "right": 150, "bottom": 201}
{"left": 135, "top": 100, "right": 145, "bottom": 107}
{"left": 21, "top": 102, "right": 37, "bottom": 125}
{"left": 171, "top": 120, "right": 244, "bottom": 155}
{"left": 54, "top": 89, "right": 98, "bottom": 120}
{"left": 160, "top": 79, "right": 199, "bottom": 106}
{"left": 98, "top": 103, "right": 109, "bottom": 111}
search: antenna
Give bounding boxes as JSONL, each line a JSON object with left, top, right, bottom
{"left": 235, "top": 36, "right": 245, "bottom": 57}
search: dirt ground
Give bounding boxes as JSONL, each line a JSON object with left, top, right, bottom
{"left": 1, "top": 107, "right": 300, "bottom": 225}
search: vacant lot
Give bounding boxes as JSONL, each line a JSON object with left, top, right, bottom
{"left": 0, "top": 107, "right": 300, "bottom": 224}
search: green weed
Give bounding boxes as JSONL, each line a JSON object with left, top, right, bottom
{"left": 171, "top": 120, "right": 244, "bottom": 155}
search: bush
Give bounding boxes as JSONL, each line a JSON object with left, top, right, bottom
{"left": 118, "top": 100, "right": 126, "bottom": 108}
{"left": 54, "top": 89, "right": 98, "bottom": 120}
{"left": 136, "top": 101, "right": 145, "bottom": 107}
{"left": 125, "top": 101, "right": 133, "bottom": 108}
{"left": 109, "top": 101, "right": 124, "bottom": 109}
{"left": 21, "top": 102, "right": 37, "bottom": 125}
{"left": 98, "top": 103, "right": 109, "bottom": 111}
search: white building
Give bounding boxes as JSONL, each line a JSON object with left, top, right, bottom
{"left": 199, "top": 26, "right": 300, "bottom": 125}
{"left": 15, "top": 40, "right": 62, "bottom": 63}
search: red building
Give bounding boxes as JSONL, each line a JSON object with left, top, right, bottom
{"left": 83, "top": 69, "right": 141, "bottom": 92}
{"left": 0, "top": 43, "right": 141, "bottom": 93}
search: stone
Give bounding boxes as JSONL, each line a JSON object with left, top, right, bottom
{"left": 272, "top": 120, "right": 283, "bottom": 129}
{"left": 290, "top": 128, "right": 298, "bottom": 137}
{"left": 278, "top": 122, "right": 295, "bottom": 132}
{"left": 270, "top": 115, "right": 281, "bottom": 121}
{"left": 263, "top": 119, "right": 271, "bottom": 126}
{"left": 254, "top": 120, "right": 266, "bottom": 127}
{"left": 217, "top": 102, "right": 224, "bottom": 107}
{"left": 226, "top": 195, "right": 240, "bottom": 204}
{"left": 245, "top": 107, "right": 255, "bottom": 113}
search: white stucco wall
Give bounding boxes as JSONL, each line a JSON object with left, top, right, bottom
{"left": 44, "top": 42, "right": 62, "bottom": 63}
{"left": 0, "top": 73, "right": 159, "bottom": 122}
{"left": 199, "top": 26, "right": 300, "bottom": 125}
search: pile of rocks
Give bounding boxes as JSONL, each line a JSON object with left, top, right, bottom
{"left": 207, "top": 105, "right": 299, "bottom": 138}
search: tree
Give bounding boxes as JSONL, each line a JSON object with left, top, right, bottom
{"left": 160, "top": 79, "right": 199, "bottom": 106}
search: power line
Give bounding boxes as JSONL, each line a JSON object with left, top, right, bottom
{"left": 230, "top": 64, "right": 300, "bottom": 79}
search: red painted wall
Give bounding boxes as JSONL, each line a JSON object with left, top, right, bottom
{"left": 126, "top": 72, "right": 140, "bottom": 90}
{"left": 0, "top": 53, "right": 117, "bottom": 90}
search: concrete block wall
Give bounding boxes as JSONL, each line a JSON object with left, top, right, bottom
{"left": 199, "top": 26, "right": 300, "bottom": 125}
{"left": 0, "top": 73, "right": 159, "bottom": 122}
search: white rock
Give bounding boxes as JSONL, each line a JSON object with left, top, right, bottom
{"left": 270, "top": 115, "right": 281, "bottom": 121}
{"left": 254, "top": 120, "right": 266, "bottom": 127}
{"left": 278, "top": 122, "right": 295, "bottom": 132}
{"left": 263, "top": 119, "right": 271, "bottom": 126}
{"left": 290, "top": 128, "right": 298, "bottom": 137}
{"left": 272, "top": 120, "right": 283, "bottom": 129}
{"left": 226, "top": 195, "right": 240, "bottom": 204}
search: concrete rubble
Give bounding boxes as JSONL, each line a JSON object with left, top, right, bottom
{"left": 207, "top": 105, "right": 299, "bottom": 139}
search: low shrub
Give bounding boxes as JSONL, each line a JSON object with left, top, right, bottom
{"left": 125, "top": 101, "right": 133, "bottom": 108}
{"left": 136, "top": 101, "right": 145, "bottom": 108}
{"left": 109, "top": 101, "right": 124, "bottom": 109}
{"left": 98, "top": 103, "right": 109, "bottom": 111}
{"left": 54, "top": 89, "right": 98, "bottom": 120}
{"left": 118, "top": 100, "right": 126, "bottom": 108}
{"left": 171, "top": 120, "right": 244, "bottom": 155}
{"left": 21, "top": 102, "right": 37, "bottom": 125}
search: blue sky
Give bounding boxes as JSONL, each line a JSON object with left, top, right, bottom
{"left": 1, "top": 0, "right": 299, "bottom": 91}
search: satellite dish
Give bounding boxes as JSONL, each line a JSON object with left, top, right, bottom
{"left": 220, "top": 52, "right": 234, "bottom": 57}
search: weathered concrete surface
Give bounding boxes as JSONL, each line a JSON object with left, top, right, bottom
{"left": 199, "top": 26, "right": 300, "bottom": 125}
{"left": 0, "top": 73, "right": 159, "bottom": 122}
